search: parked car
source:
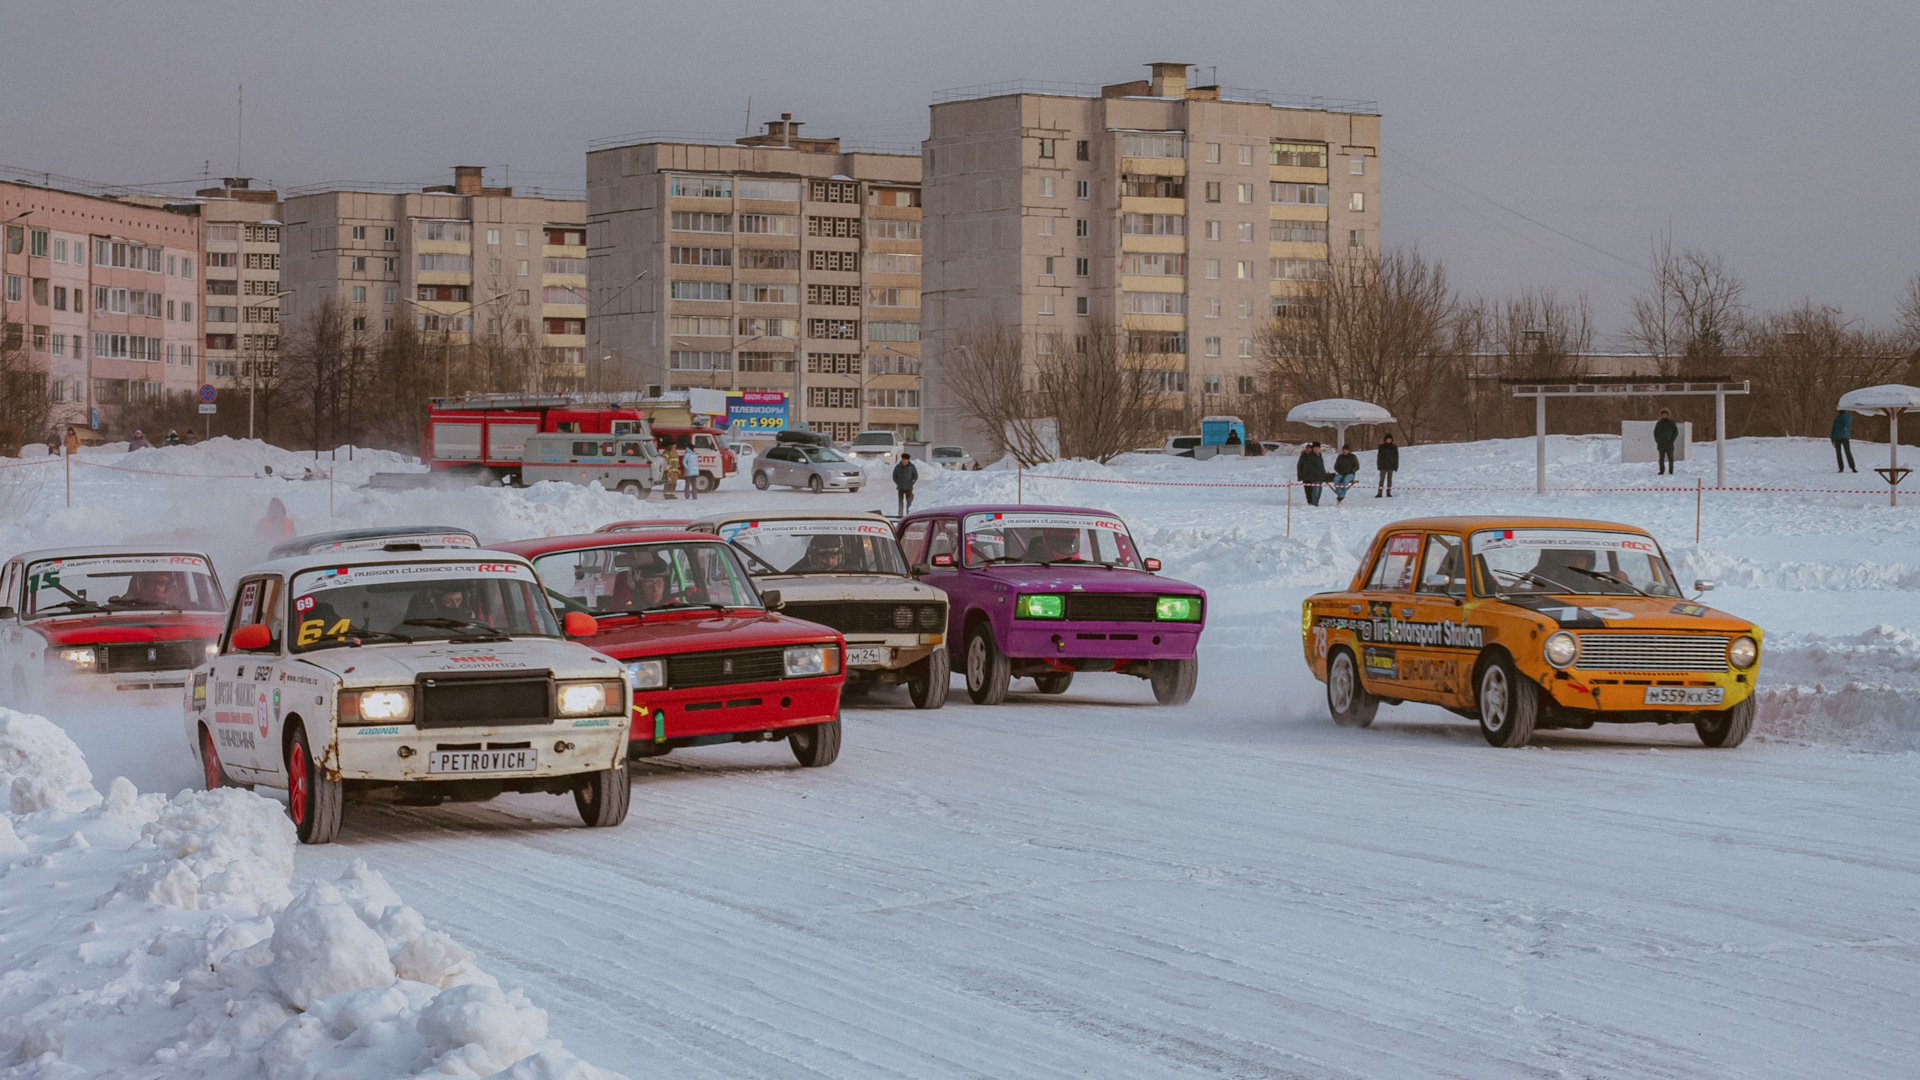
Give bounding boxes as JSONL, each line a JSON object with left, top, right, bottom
{"left": 2, "top": 546, "right": 226, "bottom": 706}
{"left": 1302, "top": 516, "right": 1763, "bottom": 748}
{"left": 1163, "top": 435, "right": 1201, "bottom": 457}
{"left": 844, "top": 430, "right": 903, "bottom": 466}
{"left": 595, "top": 520, "right": 694, "bottom": 533}
{"left": 1260, "top": 441, "right": 1286, "bottom": 455}
{"left": 520, "top": 432, "right": 664, "bottom": 498}
{"left": 896, "top": 505, "right": 1206, "bottom": 705}
{"left": 491, "top": 531, "right": 847, "bottom": 766}
{"left": 691, "top": 511, "right": 949, "bottom": 708}
{"left": 753, "top": 443, "right": 865, "bottom": 493}
{"left": 269, "top": 526, "right": 479, "bottom": 561}
{"left": 186, "top": 549, "right": 631, "bottom": 843}
{"left": 928, "top": 445, "right": 978, "bottom": 471}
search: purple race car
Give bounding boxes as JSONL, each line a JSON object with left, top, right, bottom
{"left": 896, "top": 504, "right": 1205, "bottom": 705}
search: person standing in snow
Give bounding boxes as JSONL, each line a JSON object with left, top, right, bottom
{"left": 892, "top": 453, "right": 918, "bottom": 516}
{"left": 127, "top": 429, "right": 149, "bottom": 451}
{"left": 680, "top": 441, "right": 701, "bottom": 501}
{"left": 1296, "top": 442, "right": 1327, "bottom": 506}
{"left": 1831, "top": 410, "right": 1857, "bottom": 473}
{"left": 1332, "top": 445, "right": 1360, "bottom": 504}
{"left": 62, "top": 426, "right": 80, "bottom": 457}
{"left": 184, "top": 429, "right": 199, "bottom": 446}
{"left": 162, "top": 429, "right": 182, "bottom": 447}
{"left": 256, "top": 497, "right": 294, "bottom": 542}
{"left": 1375, "top": 433, "right": 1399, "bottom": 498}
{"left": 1654, "top": 409, "right": 1679, "bottom": 475}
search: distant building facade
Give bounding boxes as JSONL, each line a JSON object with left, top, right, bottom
{"left": 587, "top": 118, "right": 924, "bottom": 442}
{"left": 921, "top": 62, "right": 1382, "bottom": 449}
{"left": 192, "top": 178, "right": 283, "bottom": 396}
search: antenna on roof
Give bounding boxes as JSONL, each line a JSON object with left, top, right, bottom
{"left": 743, "top": 97, "right": 752, "bottom": 135}
{"left": 236, "top": 84, "right": 243, "bottom": 175}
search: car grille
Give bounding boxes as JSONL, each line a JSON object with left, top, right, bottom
{"left": 1575, "top": 634, "right": 1729, "bottom": 673}
{"left": 1063, "top": 593, "right": 1161, "bottom": 622}
{"left": 98, "top": 640, "right": 208, "bottom": 673}
{"left": 417, "top": 671, "right": 553, "bottom": 728}
{"left": 782, "top": 601, "right": 945, "bottom": 635}
{"left": 668, "top": 646, "right": 789, "bottom": 689}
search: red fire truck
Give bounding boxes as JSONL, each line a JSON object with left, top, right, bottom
{"left": 424, "top": 395, "right": 655, "bottom": 485}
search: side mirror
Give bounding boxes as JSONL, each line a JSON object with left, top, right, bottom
{"left": 231, "top": 624, "right": 272, "bottom": 651}
{"left": 1143, "top": 558, "right": 1162, "bottom": 572}
{"left": 563, "top": 611, "right": 599, "bottom": 638}
{"left": 760, "top": 589, "right": 784, "bottom": 610}
{"left": 930, "top": 553, "right": 955, "bottom": 568}
{"left": 1693, "top": 580, "right": 1716, "bottom": 593}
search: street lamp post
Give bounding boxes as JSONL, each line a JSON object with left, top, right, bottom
{"left": 595, "top": 270, "right": 649, "bottom": 391}
{"left": 400, "top": 292, "right": 511, "bottom": 396}
{"left": 245, "top": 290, "right": 295, "bottom": 440}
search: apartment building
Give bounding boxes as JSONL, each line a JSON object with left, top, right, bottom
{"left": 192, "top": 178, "right": 283, "bottom": 393}
{"left": 921, "top": 62, "right": 1381, "bottom": 448}
{"left": 587, "top": 117, "right": 923, "bottom": 443}
{"left": 279, "top": 167, "right": 587, "bottom": 392}
{"left": 0, "top": 179, "right": 204, "bottom": 434}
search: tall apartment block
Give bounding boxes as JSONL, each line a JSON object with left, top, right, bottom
{"left": 587, "top": 118, "right": 924, "bottom": 442}
{"left": 279, "top": 167, "right": 587, "bottom": 392}
{"left": 0, "top": 179, "right": 205, "bottom": 435}
{"left": 191, "top": 178, "right": 283, "bottom": 394}
{"left": 921, "top": 62, "right": 1381, "bottom": 448}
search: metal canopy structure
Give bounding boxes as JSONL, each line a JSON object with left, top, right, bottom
{"left": 1507, "top": 377, "right": 1751, "bottom": 494}
{"left": 1285, "top": 398, "right": 1397, "bottom": 453}
{"left": 1838, "top": 383, "right": 1920, "bottom": 506}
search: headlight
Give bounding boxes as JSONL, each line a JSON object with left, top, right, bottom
{"left": 558, "top": 680, "right": 623, "bottom": 716}
{"left": 359, "top": 689, "right": 413, "bottom": 722}
{"left": 1155, "top": 596, "right": 1202, "bottom": 622}
{"left": 55, "top": 647, "right": 97, "bottom": 670}
{"left": 204, "top": 642, "right": 219, "bottom": 659}
{"left": 1729, "top": 635, "right": 1759, "bottom": 669}
{"left": 624, "top": 659, "right": 665, "bottom": 689}
{"left": 784, "top": 645, "right": 841, "bottom": 677}
{"left": 1015, "top": 594, "right": 1064, "bottom": 619}
{"left": 1544, "top": 631, "right": 1579, "bottom": 669}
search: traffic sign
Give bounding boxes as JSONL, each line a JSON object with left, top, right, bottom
{"left": 198, "top": 403, "right": 217, "bottom": 415}
{"left": 198, "top": 384, "right": 217, "bottom": 404}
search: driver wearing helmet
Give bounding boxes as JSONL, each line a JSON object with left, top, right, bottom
{"left": 1032, "top": 528, "right": 1082, "bottom": 563}
{"left": 801, "top": 535, "right": 852, "bottom": 572}
{"left": 115, "top": 571, "right": 190, "bottom": 609}
{"left": 611, "top": 548, "right": 675, "bottom": 610}
{"left": 1530, "top": 548, "right": 1597, "bottom": 591}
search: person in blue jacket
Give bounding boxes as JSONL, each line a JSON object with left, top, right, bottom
{"left": 1831, "top": 410, "right": 1857, "bottom": 473}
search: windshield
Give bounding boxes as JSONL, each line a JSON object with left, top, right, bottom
{"left": 1471, "top": 529, "right": 1681, "bottom": 598}
{"left": 717, "top": 519, "right": 907, "bottom": 576}
{"left": 852, "top": 433, "right": 893, "bottom": 447}
{"left": 932, "top": 447, "right": 964, "bottom": 458}
{"left": 962, "top": 512, "right": 1143, "bottom": 569}
{"left": 286, "top": 561, "right": 558, "bottom": 652}
{"left": 801, "top": 447, "right": 848, "bottom": 463}
{"left": 24, "top": 555, "right": 223, "bottom": 618}
{"left": 532, "top": 541, "right": 760, "bottom": 616}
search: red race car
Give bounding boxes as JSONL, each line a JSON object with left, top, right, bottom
{"left": 492, "top": 531, "right": 846, "bottom": 766}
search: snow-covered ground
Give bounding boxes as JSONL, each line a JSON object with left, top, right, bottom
{"left": 3, "top": 434, "right": 1918, "bottom": 1077}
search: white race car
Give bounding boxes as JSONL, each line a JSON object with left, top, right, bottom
{"left": 185, "top": 549, "right": 631, "bottom": 843}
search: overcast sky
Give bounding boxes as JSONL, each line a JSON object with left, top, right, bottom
{"left": 4, "top": 0, "right": 1914, "bottom": 344}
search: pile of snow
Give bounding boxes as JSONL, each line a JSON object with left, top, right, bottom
{"left": 0, "top": 707, "right": 622, "bottom": 1079}
{"left": 1755, "top": 626, "right": 1920, "bottom": 751}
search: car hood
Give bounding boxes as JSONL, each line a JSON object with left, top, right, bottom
{"left": 752, "top": 574, "right": 945, "bottom": 604}
{"left": 580, "top": 609, "right": 841, "bottom": 659}
{"left": 976, "top": 564, "right": 1205, "bottom": 597}
{"left": 289, "top": 637, "right": 620, "bottom": 685}
{"left": 1495, "top": 593, "right": 1758, "bottom": 633}
{"left": 28, "top": 611, "right": 225, "bottom": 646}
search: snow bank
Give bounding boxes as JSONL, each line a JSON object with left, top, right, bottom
{"left": 0, "top": 707, "right": 623, "bottom": 1079}
{"left": 1755, "top": 626, "right": 1920, "bottom": 751}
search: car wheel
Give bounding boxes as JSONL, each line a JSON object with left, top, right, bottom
{"left": 807, "top": 474, "right": 824, "bottom": 493}
{"left": 964, "top": 623, "right": 1011, "bottom": 705}
{"left": 1695, "top": 696, "right": 1754, "bottom": 748}
{"left": 1149, "top": 657, "right": 1198, "bottom": 706}
{"left": 695, "top": 472, "right": 716, "bottom": 493}
{"left": 907, "top": 648, "right": 950, "bottom": 710}
{"left": 753, "top": 471, "right": 770, "bottom": 490}
{"left": 1325, "top": 648, "right": 1377, "bottom": 727}
{"left": 790, "top": 716, "right": 842, "bottom": 767}
{"left": 1476, "top": 655, "right": 1538, "bottom": 748}
{"left": 199, "top": 725, "right": 228, "bottom": 790}
{"left": 573, "top": 759, "right": 632, "bottom": 826}
{"left": 286, "top": 724, "right": 344, "bottom": 844}
{"left": 617, "top": 480, "right": 645, "bottom": 499}
{"left": 1033, "top": 671, "right": 1074, "bottom": 695}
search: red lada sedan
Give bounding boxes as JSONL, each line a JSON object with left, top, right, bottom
{"left": 493, "top": 531, "right": 846, "bottom": 766}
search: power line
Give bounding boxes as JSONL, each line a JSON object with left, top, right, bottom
{"left": 1385, "top": 143, "right": 1647, "bottom": 272}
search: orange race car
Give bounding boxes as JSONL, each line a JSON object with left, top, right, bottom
{"left": 1302, "top": 517, "right": 1762, "bottom": 748}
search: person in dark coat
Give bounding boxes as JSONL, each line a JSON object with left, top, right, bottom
{"left": 1831, "top": 410, "right": 1857, "bottom": 473}
{"left": 1296, "top": 442, "right": 1327, "bottom": 506}
{"left": 1653, "top": 409, "right": 1679, "bottom": 475}
{"left": 1332, "top": 445, "right": 1360, "bottom": 503}
{"left": 892, "top": 453, "right": 917, "bottom": 516}
{"left": 127, "top": 429, "right": 149, "bottom": 451}
{"left": 1375, "top": 433, "right": 1400, "bottom": 497}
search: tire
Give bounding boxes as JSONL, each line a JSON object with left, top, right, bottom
{"left": 617, "top": 481, "right": 645, "bottom": 499}
{"left": 1325, "top": 648, "right": 1377, "bottom": 727}
{"left": 753, "top": 471, "right": 770, "bottom": 490}
{"left": 1034, "top": 671, "right": 1074, "bottom": 695}
{"left": 789, "top": 716, "right": 842, "bottom": 767}
{"left": 1696, "top": 696, "right": 1755, "bottom": 748}
{"left": 573, "top": 759, "right": 632, "bottom": 826}
{"left": 1149, "top": 657, "right": 1198, "bottom": 706}
{"left": 286, "top": 725, "right": 344, "bottom": 844}
{"left": 907, "top": 648, "right": 950, "bottom": 710}
{"left": 807, "top": 474, "right": 824, "bottom": 494}
{"left": 964, "top": 622, "right": 1011, "bottom": 705}
{"left": 199, "top": 725, "right": 228, "bottom": 790}
{"left": 1476, "top": 655, "right": 1539, "bottom": 748}
{"left": 695, "top": 472, "right": 716, "bottom": 493}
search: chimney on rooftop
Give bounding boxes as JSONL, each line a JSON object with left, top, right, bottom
{"left": 453, "top": 165, "right": 484, "bottom": 196}
{"left": 1147, "top": 61, "right": 1191, "bottom": 99}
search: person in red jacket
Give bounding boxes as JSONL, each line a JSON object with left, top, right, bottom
{"left": 256, "top": 497, "right": 294, "bottom": 542}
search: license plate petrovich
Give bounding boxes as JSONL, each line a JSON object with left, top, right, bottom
{"left": 427, "top": 749, "right": 539, "bottom": 773}
{"left": 1642, "top": 686, "right": 1725, "bottom": 706}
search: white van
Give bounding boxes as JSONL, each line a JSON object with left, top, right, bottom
{"left": 519, "top": 432, "right": 666, "bottom": 497}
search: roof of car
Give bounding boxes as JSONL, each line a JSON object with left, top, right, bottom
{"left": 1371, "top": 516, "right": 1653, "bottom": 534}
{"left": 690, "top": 509, "right": 892, "bottom": 526}
{"left": 244, "top": 547, "right": 537, "bottom": 577}
{"left": 594, "top": 519, "right": 694, "bottom": 532}
{"left": 267, "top": 525, "right": 479, "bottom": 559}
{"left": 903, "top": 503, "right": 1119, "bottom": 521}
{"left": 489, "top": 531, "right": 728, "bottom": 557}
{"left": 9, "top": 545, "right": 215, "bottom": 566}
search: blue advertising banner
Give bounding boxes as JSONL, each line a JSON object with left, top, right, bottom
{"left": 725, "top": 390, "right": 789, "bottom": 433}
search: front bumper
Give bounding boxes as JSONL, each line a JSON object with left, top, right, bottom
{"left": 999, "top": 621, "right": 1203, "bottom": 662}
{"left": 332, "top": 721, "right": 628, "bottom": 782}
{"left": 842, "top": 637, "right": 940, "bottom": 675}
{"left": 1539, "top": 667, "right": 1757, "bottom": 714}
{"left": 629, "top": 674, "right": 842, "bottom": 746}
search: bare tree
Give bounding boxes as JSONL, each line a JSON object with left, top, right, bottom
{"left": 1738, "top": 302, "right": 1905, "bottom": 437}
{"left": 1479, "top": 287, "right": 1595, "bottom": 381}
{"left": 940, "top": 325, "right": 1162, "bottom": 464}
{"left": 1628, "top": 231, "right": 1745, "bottom": 377}
{"left": 0, "top": 317, "right": 50, "bottom": 454}
{"left": 941, "top": 325, "right": 1047, "bottom": 463}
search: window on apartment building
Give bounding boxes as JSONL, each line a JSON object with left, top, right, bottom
{"left": 1271, "top": 220, "right": 1330, "bottom": 243}
{"left": 1120, "top": 213, "right": 1186, "bottom": 236}
{"left": 1272, "top": 183, "right": 1329, "bottom": 205}
{"left": 670, "top": 246, "right": 733, "bottom": 266}
{"left": 1, "top": 227, "right": 19, "bottom": 254}
{"left": 736, "top": 317, "right": 798, "bottom": 337}
{"left": 1075, "top": 219, "right": 1089, "bottom": 237}
{"left": 1350, "top": 229, "right": 1366, "bottom": 248}
{"left": 543, "top": 285, "right": 584, "bottom": 305}
{"left": 1239, "top": 299, "right": 1253, "bottom": 319}
{"left": 1038, "top": 295, "right": 1055, "bottom": 315}
{"left": 1203, "top": 259, "right": 1219, "bottom": 280}
{"left": 1076, "top": 180, "right": 1090, "bottom": 199}
{"left": 29, "top": 229, "right": 47, "bottom": 257}
{"left": 1075, "top": 140, "right": 1089, "bottom": 160}
{"left": 1237, "top": 183, "right": 1254, "bottom": 204}
{"left": 351, "top": 316, "right": 367, "bottom": 331}
{"left": 1350, "top": 156, "right": 1366, "bottom": 175}
{"left": 1204, "top": 181, "right": 1221, "bottom": 203}
{"left": 418, "top": 285, "right": 469, "bottom": 302}
{"left": 1271, "top": 142, "right": 1328, "bottom": 168}
{"left": 1123, "top": 253, "right": 1185, "bottom": 275}
{"left": 417, "top": 221, "right": 470, "bottom": 242}
{"left": 351, "top": 226, "right": 366, "bottom": 241}
{"left": 869, "top": 321, "right": 918, "bottom": 342}
{"left": 206, "top": 252, "right": 234, "bottom": 267}
{"left": 517, "top": 260, "right": 530, "bottom": 276}
{"left": 669, "top": 281, "right": 732, "bottom": 301}
{"left": 1205, "top": 143, "right": 1221, "bottom": 163}
{"left": 514, "top": 230, "right": 527, "bottom": 245}
{"left": 737, "top": 352, "right": 796, "bottom": 372}
{"left": 741, "top": 283, "right": 797, "bottom": 304}
{"left": 1038, "top": 217, "right": 1054, "bottom": 237}
{"left": 1237, "top": 375, "right": 1256, "bottom": 395}
{"left": 866, "top": 389, "right": 921, "bottom": 410}
{"left": 4, "top": 276, "right": 20, "bottom": 303}
{"left": 207, "top": 279, "right": 237, "bottom": 295}
{"left": 1271, "top": 258, "right": 1329, "bottom": 281}
{"left": 51, "top": 333, "right": 64, "bottom": 358}
{"left": 53, "top": 238, "right": 67, "bottom": 263}
{"left": 1037, "top": 138, "right": 1055, "bottom": 159}
{"left": 1203, "top": 220, "right": 1221, "bottom": 241}
{"left": 810, "top": 180, "right": 858, "bottom": 203}
{"left": 1121, "top": 174, "right": 1183, "bottom": 198}
{"left": 1042, "top": 256, "right": 1056, "bottom": 277}
{"left": 869, "top": 188, "right": 919, "bottom": 207}
{"left": 182, "top": 301, "right": 193, "bottom": 321}
{"left": 545, "top": 318, "right": 586, "bottom": 336}
{"left": 1349, "top": 192, "right": 1365, "bottom": 212}
{"left": 867, "top": 287, "right": 918, "bottom": 307}
{"left": 53, "top": 285, "right": 66, "bottom": 311}
{"left": 351, "top": 286, "right": 367, "bottom": 303}
{"left": 1206, "top": 298, "right": 1221, "bottom": 319}
{"left": 486, "top": 228, "right": 500, "bottom": 246}
{"left": 1238, "top": 145, "right": 1254, "bottom": 166}
{"left": 740, "top": 249, "right": 801, "bottom": 270}
{"left": 1204, "top": 337, "right": 1221, "bottom": 357}
{"left": 670, "top": 350, "right": 731, "bottom": 371}
{"left": 868, "top": 219, "right": 921, "bottom": 241}
{"left": 1236, "top": 261, "right": 1254, "bottom": 280}
{"left": 669, "top": 175, "right": 733, "bottom": 199}
{"left": 1237, "top": 222, "right": 1255, "bottom": 243}
{"left": 416, "top": 254, "right": 472, "bottom": 273}
{"left": 1204, "top": 375, "right": 1222, "bottom": 395}
{"left": 30, "top": 278, "right": 46, "bottom": 305}
{"left": 1075, "top": 257, "right": 1089, "bottom": 278}
{"left": 382, "top": 227, "right": 396, "bottom": 242}
{"left": 669, "top": 316, "right": 731, "bottom": 336}
{"left": 804, "top": 215, "right": 856, "bottom": 238}
{"left": 350, "top": 256, "right": 366, "bottom": 272}
{"left": 1121, "top": 292, "right": 1186, "bottom": 315}
{"left": 737, "top": 179, "right": 800, "bottom": 201}
{"left": 864, "top": 252, "right": 922, "bottom": 274}
{"left": 809, "top": 249, "right": 859, "bottom": 272}
{"left": 384, "top": 286, "right": 397, "bottom": 302}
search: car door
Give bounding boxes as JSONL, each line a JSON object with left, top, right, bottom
{"left": 912, "top": 518, "right": 965, "bottom": 641}
{"left": 774, "top": 447, "right": 803, "bottom": 487}
{"left": 215, "top": 574, "right": 287, "bottom": 779}
{"left": 1405, "top": 533, "right": 1472, "bottom": 702}
{"left": 1352, "top": 531, "right": 1423, "bottom": 697}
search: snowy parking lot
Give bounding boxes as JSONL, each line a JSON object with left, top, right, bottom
{"left": 3, "top": 434, "right": 1918, "bottom": 1078}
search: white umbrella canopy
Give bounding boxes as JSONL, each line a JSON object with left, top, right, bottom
{"left": 1284, "top": 398, "right": 1396, "bottom": 450}
{"left": 1838, "top": 384, "right": 1920, "bottom": 414}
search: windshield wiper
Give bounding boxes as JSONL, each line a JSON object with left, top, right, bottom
{"left": 39, "top": 598, "right": 107, "bottom": 614}
{"left": 303, "top": 627, "right": 415, "bottom": 649}
{"left": 106, "top": 598, "right": 175, "bottom": 610}
{"left": 401, "top": 617, "right": 511, "bottom": 642}
{"left": 1570, "top": 567, "right": 1653, "bottom": 597}
{"left": 1490, "top": 567, "right": 1574, "bottom": 593}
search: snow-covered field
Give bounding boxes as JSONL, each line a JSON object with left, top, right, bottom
{"left": 2, "top": 434, "right": 1917, "bottom": 1077}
